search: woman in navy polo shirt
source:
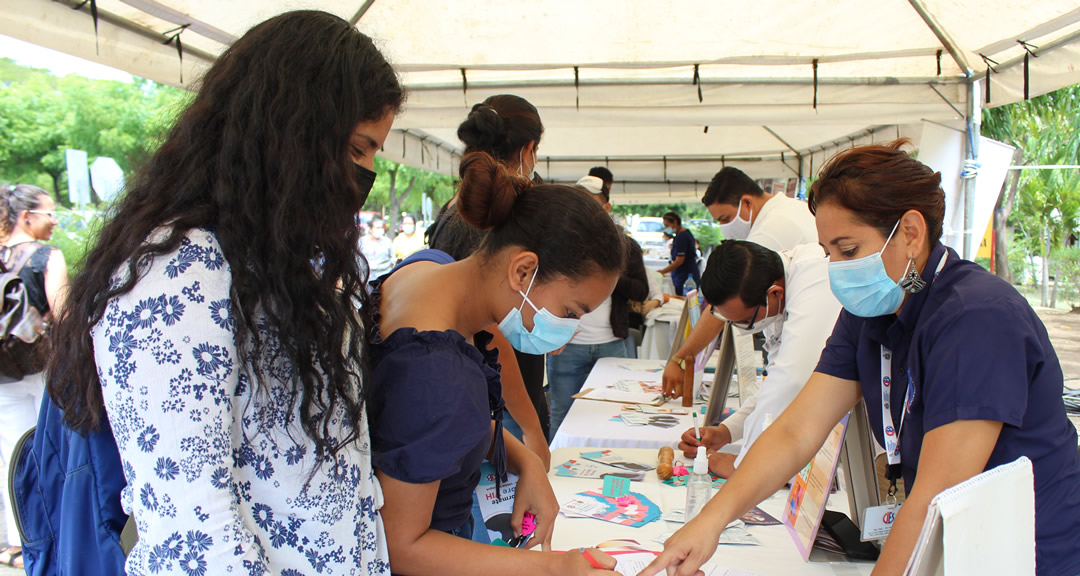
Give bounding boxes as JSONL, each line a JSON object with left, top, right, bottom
{"left": 641, "top": 140, "right": 1080, "bottom": 576}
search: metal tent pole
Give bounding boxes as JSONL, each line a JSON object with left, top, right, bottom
{"left": 963, "top": 79, "right": 982, "bottom": 260}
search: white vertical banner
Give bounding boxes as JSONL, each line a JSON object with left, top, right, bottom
{"left": 89, "top": 156, "right": 125, "bottom": 203}
{"left": 65, "top": 148, "right": 91, "bottom": 205}
{"left": 917, "top": 122, "right": 1013, "bottom": 260}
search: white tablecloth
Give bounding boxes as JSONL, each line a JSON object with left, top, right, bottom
{"left": 640, "top": 300, "right": 684, "bottom": 360}
{"left": 550, "top": 358, "right": 705, "bottom": 451}
{"left": 547, "top": 447, "right": 874, "bottom": 576}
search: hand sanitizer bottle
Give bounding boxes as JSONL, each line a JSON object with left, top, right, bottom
{"left": 684, "top": 446, "right": 712, "bottom": 522}
{"left": 683, "top": 276, "right": 696, "bottom": 297}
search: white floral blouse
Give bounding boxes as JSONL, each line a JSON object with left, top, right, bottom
{"left": 91, "top": 229, "right": 389, "bottom": 576}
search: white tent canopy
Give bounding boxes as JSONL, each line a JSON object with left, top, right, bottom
{"left": 3, "top": 0, "right": 1080, "bottom": 206}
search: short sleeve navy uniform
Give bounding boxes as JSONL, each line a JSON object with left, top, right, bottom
{"left": 816, "top": 243, "right": 1080, "bottom": 576}
{"left": 368, "top": 250, "right": 507, "bottom": 534}
{"left": 670, "top": 229, "right": 701, "bottom": 295}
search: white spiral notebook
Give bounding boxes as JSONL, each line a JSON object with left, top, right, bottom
{"left": 904, "top": 456, "right": 1034, "bottom": 576}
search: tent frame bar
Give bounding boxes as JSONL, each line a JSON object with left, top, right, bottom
{"left": 396, "top": 47, "right": 953, "bottom": 72}
{"left": 58, "top": 0, "right": 217, "bottom": 64}
{"left": 350, "top": 0, "right": 377, "bottom": 25}
{"left": 928, "top": 84, "right": 966, "bottom": 119}
{"left": 407, "top": 76, "right": 963, "bottom": 92}
{"left": 971, "top": 24, "right": 1080, "bottom": 82}
{"left": 116, "top": 0, "right": 235, "bottom": 44}
{"left": 907, "top": 0, "right": 973, "bottom": 75}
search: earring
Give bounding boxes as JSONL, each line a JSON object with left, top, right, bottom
{"left": 24, "top": 219, "right": 30, "bottom": 227}
{"left": 899, "top": 259, "right": 926, "bottom": 294}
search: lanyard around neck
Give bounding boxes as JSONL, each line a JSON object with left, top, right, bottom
{"left": 880, "top": 345, "right": 909, "bottom": 497}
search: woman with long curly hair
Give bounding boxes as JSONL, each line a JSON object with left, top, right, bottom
{"left": 45, "top": 11, "right": 404, "bottom": 575}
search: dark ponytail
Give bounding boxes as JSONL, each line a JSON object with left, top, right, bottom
{"left": 457, "top": 152, "right": 533, "bottom": 230}
{"left": 456, "top": 95, "right": 543, "bottom": 167}
{"left": 457, "top": 151, "right": 625, "bottom": 284}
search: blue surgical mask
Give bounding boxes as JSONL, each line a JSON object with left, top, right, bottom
{"left": 497, "top": 266, "right": 579, "bottom": 354}
{"left": 663, "top": 227, "right": 675, "bottom": 236}
{"left": 828, "top": 221, "right": 906, "bottom": 317}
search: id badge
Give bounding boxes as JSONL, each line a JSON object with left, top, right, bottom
{"left": 860, "top": 504, "right": 901, "bottom": 541}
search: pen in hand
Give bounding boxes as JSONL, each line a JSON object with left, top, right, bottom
{"left": 692, "top": 411, "right": 701, "bottom": 442}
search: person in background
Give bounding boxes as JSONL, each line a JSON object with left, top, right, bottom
{"left": 432, "top": 94, "right": 551, "bottom": 445}
{"left": 546, "top": 176, "right": 649, "bottom": 437}
{"left": 393, "top": 214, "right": 425, "bottom": 262}
{"left": 0, "top": 184, "right": 68, "bottom": 569}
{"left": 656, "top": 212, "right": 699, "bottom": 296}
{"left": 662, "top": 167, "right": 817, "bottom": 399}
{"left": 675, "top": 240, "right": 840, "bottom": 477}
{"left": 427, "top": 95, "right": 552, "bottom": 544}
{"left": 42, "top": 11, "right": 404, "bottom": 574}
{"left": 370, "top": 152, "right": 620, "bottom": 575}
{"left": 362, "top": 217, "right": 395, "bottom": 279}
{"left": 703, "top": 167, "right": 817, "bottom": 246}
{"left": 641, "top": 141, "right": 1080, "bottom": 576}
{"left": 588, "top": 166, "right": 614, "bottom": 198}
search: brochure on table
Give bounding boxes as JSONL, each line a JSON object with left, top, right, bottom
{"left": 782, "top": 413, "right": 850, "bottom": 561}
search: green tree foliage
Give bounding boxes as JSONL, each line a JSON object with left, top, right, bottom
{"left": 367, "top": 157, "right": 456, "bottom": 233}
{"left": 0, "top": 57, "right": 190, "bottom": 203}
{"left": 982, "top": 84, "right": 1080, "bottom": 307}
{"left": 610, "top": 203, "right": 710, "bottom": 221}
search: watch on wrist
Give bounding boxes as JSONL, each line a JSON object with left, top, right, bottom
{"left": 670, "top": 357, "right": 686, "bottom": 370}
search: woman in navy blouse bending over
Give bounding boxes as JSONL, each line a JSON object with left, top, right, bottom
{"left": 370, "top": 151, "right": 622, "bottom": 575}
{"left": 642, "top": 140, "right": 1080, "bottom": 576}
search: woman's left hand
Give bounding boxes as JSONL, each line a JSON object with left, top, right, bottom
{"left": 510, "top": 457, "right": 559, "bottom": 551}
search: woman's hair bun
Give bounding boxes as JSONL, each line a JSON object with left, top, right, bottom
{"left": 457, "top": 151, "right": 532, "bottom": 230}
{"left": 456, "top": 103, "right": 506, "bottom": 157}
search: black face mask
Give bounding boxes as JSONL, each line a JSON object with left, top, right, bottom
{"left": 355, "top": 164, "right": 377, "bottom": 207}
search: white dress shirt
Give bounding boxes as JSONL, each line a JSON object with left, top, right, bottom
{"left": 721, "top": 243, "right": 842, "bottom": 468}
{"left": 746, "top": 193, "right": 818, "bottom": 253}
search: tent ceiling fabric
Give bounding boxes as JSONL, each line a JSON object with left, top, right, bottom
{"left": 4, "top": 0, "right": 1080, "bottom": 200}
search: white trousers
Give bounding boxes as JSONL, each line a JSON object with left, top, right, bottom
{"left": 0, "top": 372, "right": 45, "bottom": 547}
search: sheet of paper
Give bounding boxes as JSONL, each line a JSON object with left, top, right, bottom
{"left": 717, "top": 524, "right": 760, "bottom": 546}
{"left": 612, "top": 551, "right": 661, "bottom": 576}
{"left": 554, "top": 459, "right": 645, "bottom": 481}
{"left": 576, "top": 387, "right": 665, "bottom": 405}
{"left": 580, "top": 450, "right": 656, "bottom": 472}
{"left": 623, "top": 404, "right": 690, "bottom": 415}
{"left": 653, "top": 521, "right": 758, "bottom": 546}
{"left": 620, "top": 413, "right": 650, "bottom": 426}
{"left": 704, "top": 566, "right": 765, "bottom": 576}
{"left": 616, "top": 360, "right": 666, "bottom": 373}
{"left": 731, "top": 330, "right": 760, "bottom": 400}
{"left": 559, "top": 491, "right": 662, "bottom": 528}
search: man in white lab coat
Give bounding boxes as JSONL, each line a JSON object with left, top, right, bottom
{"left": 662, "top": 167, "right": 817, "bottom": 393}
{"left": 676, "top": 240, "right": 841, "bottom": 477}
